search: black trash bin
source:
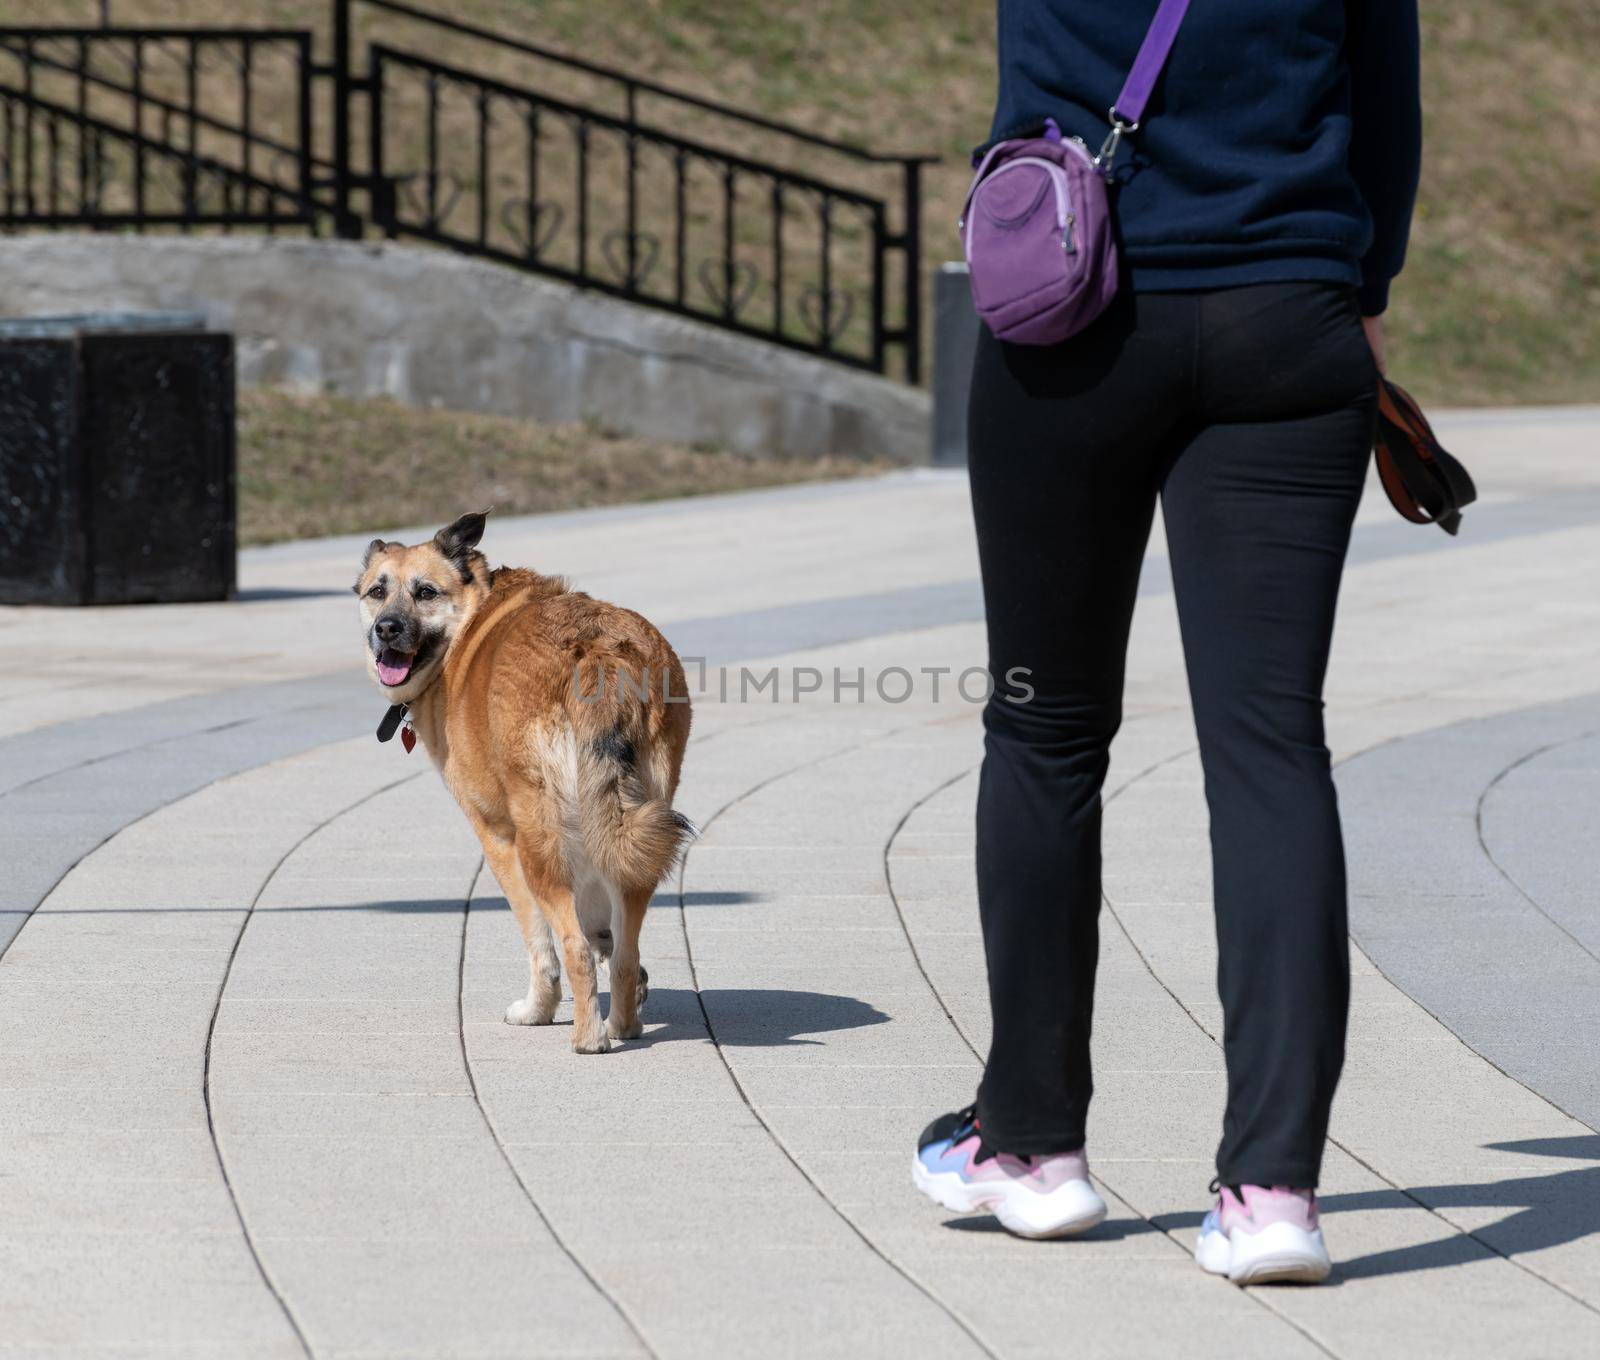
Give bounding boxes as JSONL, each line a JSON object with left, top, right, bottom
{"left": 0, "top": 312, "right": 236, "bottom": 605}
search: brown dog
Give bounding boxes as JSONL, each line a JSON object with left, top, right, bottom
{"left": 354, "top": 511, "right": 692, "bottom": 1052}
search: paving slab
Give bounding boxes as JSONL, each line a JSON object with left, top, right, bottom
{"left": 0, "top": 740, "right": 408, "bottom": 1357}
{"left": 3, "top": 410, "right": 1600, "bottom": 1354}
{"left": 206, "top": 771, "right": 649, "bottom": 1358}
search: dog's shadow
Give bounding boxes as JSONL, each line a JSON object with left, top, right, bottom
{"left": 273, "top": 895, "right": 882, "bottom": 1049}
{"left": 275, "top": 891, "right": 754, "bottom": 915}
{"left": 468, "top": 890, "right": 888, "bottom": 1049}
{"left": 610, "top": 986, "right": 889, "bottom": 1050}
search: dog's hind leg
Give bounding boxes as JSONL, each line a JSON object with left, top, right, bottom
{"left": 577, "top": 878, "right": 614, "bottom": 962}
{"left": 553, "top": 886, "right": 608, "bottom": 1054}
{"left": 604, "top": 883, "right": 652, "bottom": 1042}
{"left": 477, "top": 834, "right": 562, "bottom": 1026}
{"left": 518, "top": 845, "right": 608, "bottom": 1054}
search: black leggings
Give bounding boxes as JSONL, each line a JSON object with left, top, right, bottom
{"left": 968, "top": 282, "right": 1377, "bottom": 1188}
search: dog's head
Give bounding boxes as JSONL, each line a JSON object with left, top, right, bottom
{"left": 354, "top": 510, "right": 491, "bottom": 702}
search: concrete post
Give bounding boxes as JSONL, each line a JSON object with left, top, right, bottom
{"left": 930, "top": 262, "right": 980, "bottom": 467}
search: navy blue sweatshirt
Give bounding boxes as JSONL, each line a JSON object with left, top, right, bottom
{"left": 988, "top": 0, "right": 1421, "bottom": 313}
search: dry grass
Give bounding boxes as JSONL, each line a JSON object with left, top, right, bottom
{"left": 237, "top": 388, "right": 891, "bottom": 546}
{"left": 1392, "top": 3, "right": 1600, "bottom": 403}
{"left": 13, "top": 0, "right": 1599, "bottom": 404}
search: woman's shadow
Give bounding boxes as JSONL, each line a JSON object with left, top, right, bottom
{"left": 1322, "top": 1135, "right": 1600, "bottom": 1281}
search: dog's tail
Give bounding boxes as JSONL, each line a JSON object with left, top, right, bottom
{"left": 575, "top": 727, "right": 695, "bottom": 890}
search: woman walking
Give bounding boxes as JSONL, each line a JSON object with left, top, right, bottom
{"left": 913, "top": 0, "right": 1421, "bottom": 1283}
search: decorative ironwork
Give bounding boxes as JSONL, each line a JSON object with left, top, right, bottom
{"left": 0, "top": 28, "right": 313, "bottom": 228}
{"left": 0, "top": 1, "right": 933, "bottom": 381}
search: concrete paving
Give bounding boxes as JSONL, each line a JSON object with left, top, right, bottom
{"left": 2, "top": 406, "right": 1599, "bottom": 1357}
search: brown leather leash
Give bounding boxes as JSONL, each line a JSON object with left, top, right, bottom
{"left": 1373, "top": 378, "right": 1477, "bottom": 536}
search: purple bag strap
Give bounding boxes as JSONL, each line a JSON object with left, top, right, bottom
{"left": 966, "top": 0, "right": 1189, "bottom": 177}
{"left": 1114, "top": 0, "right": 1192, "bottom": 127}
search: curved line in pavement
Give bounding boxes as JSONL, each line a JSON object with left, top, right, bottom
{"left": 0, "top": 675, "right": 371, "bottom": 967}
{"left": 0, "top": 671, "right": 368, "bottom": 799}
{"left": 1094, "top": 740, "right": 1600, "bottom": 1319}
{"left": 202, "top": 767, "right": 428, "bottom": 1360}
{"left": 877, "top": 743, "right": 1341, "bottom": 1358}
{"left": 881, "top": 763, "right": 985, "bottom": 1060}
{"left": 449, "top": 716, "right": 787, "bottom": 1359}
{"left": 0, "top": 744, "right": 255, "bottom": 973}
{"left": 1334, "top": 708, "right": 1600, "bottom": 1138}
{"left": 457, "top": 861, "right": 660, "bottom": 1360}
{"left": 1475, "top": 727, "right": 1600, "bottom": 968}
{"left": 878, "top": 732, "right": 1199, "bottom": 1074}
{"left": 1, "top": 711, "right": 259, "bottom": 801}
{"left": 674, "top": 712, "right": 1001, "bottom": 1360}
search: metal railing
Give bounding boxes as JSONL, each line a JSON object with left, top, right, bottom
{"left": 0, "top": 0, "right": 933, "bottom": 381}
{"left": 0, "top": 29, "right": 314, "bottom": 226}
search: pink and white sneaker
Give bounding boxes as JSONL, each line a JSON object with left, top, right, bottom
{"left": 1195, "top": 1183, "right": 1331, "bottom": 1284}
{"left": 913, "top": 1105, "right": 1106, "bottom": 1239}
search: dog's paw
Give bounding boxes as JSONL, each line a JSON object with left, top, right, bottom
{"left": 606, "top": 1015, "right": 644, "bottom": 1041}
{"left": 505, "top": 996, "right": 556, "bottom": 1026}
{"left": 572, "top": 1031, "right": 612, "bottom": 1054}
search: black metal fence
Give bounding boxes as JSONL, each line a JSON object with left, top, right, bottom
{"left": 0, "top": 29, "right": 313, "bottom": 227}
{"left": 0, "top": 1, "right": 932, "bottom": 381}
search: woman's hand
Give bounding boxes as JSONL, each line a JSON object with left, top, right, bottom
{"left": 1362, "top": 314, "right": 1387, "bottom": 377}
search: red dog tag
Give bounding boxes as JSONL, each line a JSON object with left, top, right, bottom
{"left": 400, "top": 725, "right": 416, "bottom": 754}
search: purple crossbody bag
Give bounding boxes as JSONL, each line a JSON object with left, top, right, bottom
{"left": 959, "top": 0, "right": 1191, "bottom": 344}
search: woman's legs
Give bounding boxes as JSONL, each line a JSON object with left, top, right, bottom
{"left": 959, "top": 281, "right": 1372, "bottom": 1187}
{"left": 1161, "top": 284, "right": 1378, "bottom": 1186}
{"left": 965, "top": 296, "right": 1192, "bottom": 1155}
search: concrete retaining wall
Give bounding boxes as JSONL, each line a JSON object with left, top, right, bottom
{"left": 0, "top": 235, "right": 929, "bottom": 463}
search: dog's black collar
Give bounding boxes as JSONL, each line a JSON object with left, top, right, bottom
{"left": 376, "top": 703, "right": 408, "bottom": 743}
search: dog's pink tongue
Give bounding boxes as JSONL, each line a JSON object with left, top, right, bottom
{"left": 377, "top": 649, "right": 413, "bottom": 686}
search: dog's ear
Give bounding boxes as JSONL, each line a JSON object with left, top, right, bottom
{"left": 354, "top": 538, "right": 391, "bottom": 592}
{"left": 435, "top": 511, "right": 489, "bottom": 556}
{"left": 433, "top": 511, "right": 490, "bottom": 581}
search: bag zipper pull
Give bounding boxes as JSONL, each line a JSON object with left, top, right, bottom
{"left": 1061, "top": 213, "right": 1077, "bottom": 255}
